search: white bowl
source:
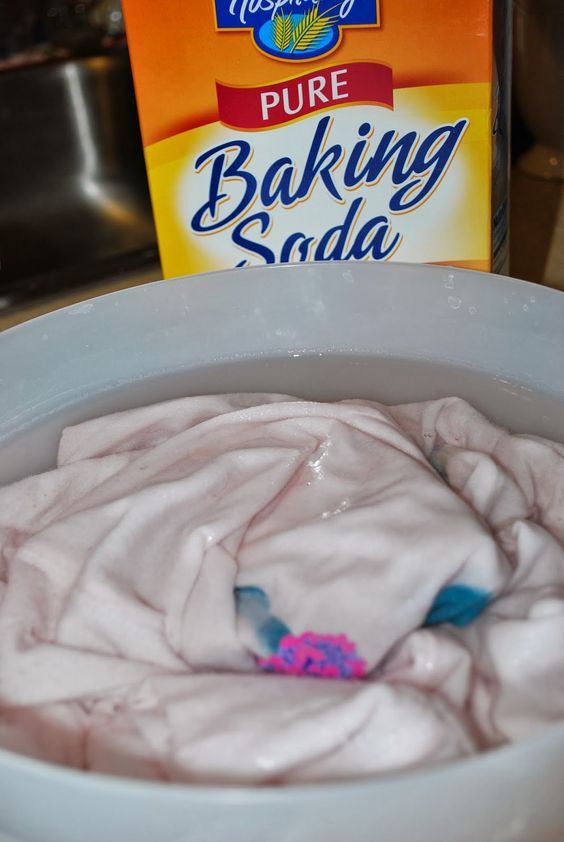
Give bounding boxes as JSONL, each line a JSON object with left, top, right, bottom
{"left": 1, "top": 261, "right": 564, "bottom": 842}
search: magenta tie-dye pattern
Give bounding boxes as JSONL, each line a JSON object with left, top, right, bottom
{"left": 257, "top": 632, "right": 367, "bottom": 678}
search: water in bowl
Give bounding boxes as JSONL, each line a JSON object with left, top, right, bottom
{"left": 1, "top": 354, "right": 563, "bottom": 487}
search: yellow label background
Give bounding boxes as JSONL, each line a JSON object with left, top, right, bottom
{"left": 145, "top": 83, "right": 492, "bottom": 278}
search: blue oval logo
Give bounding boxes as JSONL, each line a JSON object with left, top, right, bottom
{"left": 214, "top": 1, "right": 381, "bottom": 63}
{"left": 253, "top": 8, "right": 341, "bottom": 61}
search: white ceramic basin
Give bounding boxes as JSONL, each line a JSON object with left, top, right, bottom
{"left": 0, "top": 261, "right": 563, "bottom": 842}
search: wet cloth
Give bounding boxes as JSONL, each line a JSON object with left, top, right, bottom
{"left": 0, "top": 393, "right": 562, "bottom": 783}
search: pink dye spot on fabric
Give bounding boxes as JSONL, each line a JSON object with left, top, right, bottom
{"left": 257, "top": 632, "right": 366, "bottom": 678}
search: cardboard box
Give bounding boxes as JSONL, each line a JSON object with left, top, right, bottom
{"left": 122, "top": 0, "right": 511, "bottom": 277}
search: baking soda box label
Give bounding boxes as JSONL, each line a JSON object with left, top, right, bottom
{"left": 122, "top": 0, "right": 510, "bottom": 277}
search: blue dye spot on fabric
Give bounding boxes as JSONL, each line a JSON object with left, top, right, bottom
{"left": 257, "top": 616, "right": 291, "bottom": 652}
{"left": 424, "top": 584, "right": 491, "bottom": 628}
{"left": 235, "top": 585, "right": 291, "bottom": 653}
{"left": 235, "top": 586, "right": 270, "bottom": 612}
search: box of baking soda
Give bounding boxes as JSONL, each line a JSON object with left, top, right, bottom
{"left": 122, "top": 0, "right": 511, "bottom": 277}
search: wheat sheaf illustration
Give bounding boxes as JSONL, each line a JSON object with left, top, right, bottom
{"left": 271, "top": 5, "right": 338, "bottom": 54}
{"left": 272, "top": 10, "right": 294, "bottom": 52}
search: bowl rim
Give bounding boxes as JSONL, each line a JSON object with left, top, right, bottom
{"left": 2, "top": 259, "right": 564, "bottom": 342}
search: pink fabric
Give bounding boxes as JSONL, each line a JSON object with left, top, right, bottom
{"left": 0, "top": 393, "right": 562, "bottom": 784}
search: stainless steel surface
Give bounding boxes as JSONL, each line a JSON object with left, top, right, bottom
{"left": 0, "top": 53, "right": 157, "bottom": 305}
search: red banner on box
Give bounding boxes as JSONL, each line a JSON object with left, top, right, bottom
{"left": 216, "top": 61, "right": 393, "bottom": 131}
